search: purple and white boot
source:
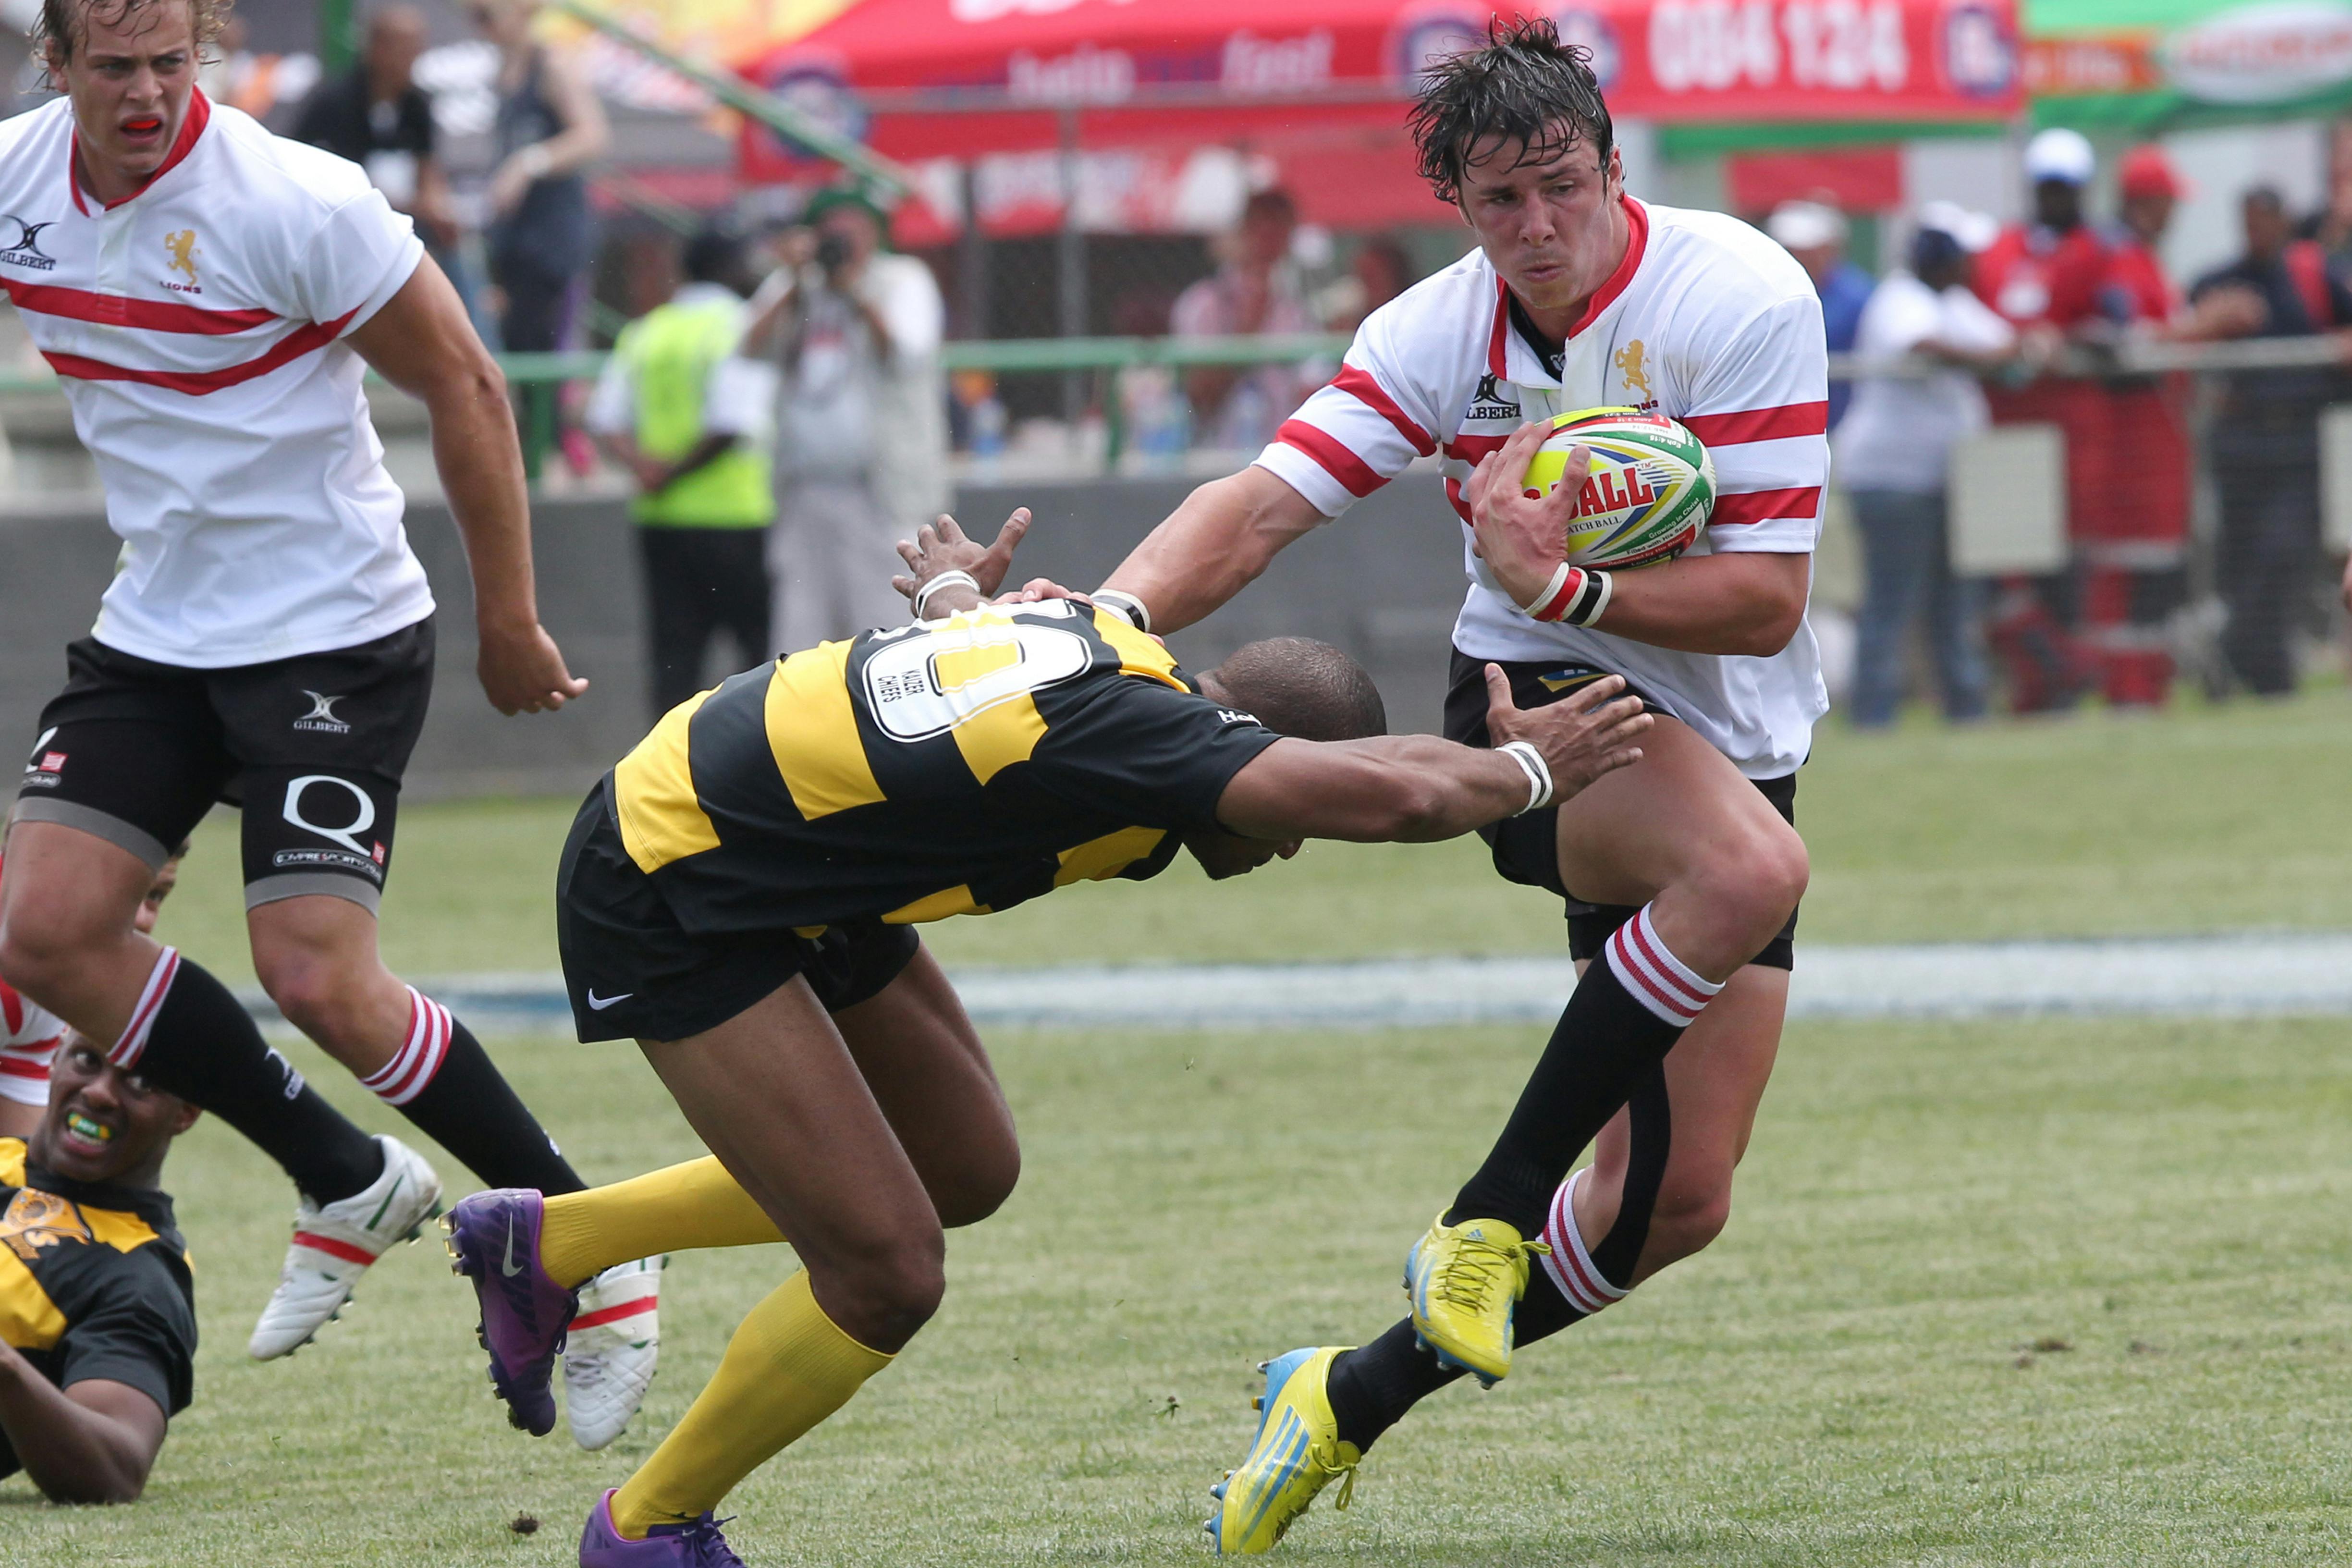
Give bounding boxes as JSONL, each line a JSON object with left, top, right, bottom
{"left": 579, "top": 1489, "right": 747, "bottom": 1567}
{"left": 442, "top": 1188, "right": 577, "bottom": 1436}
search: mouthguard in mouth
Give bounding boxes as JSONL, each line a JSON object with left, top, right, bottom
{"left": 123, "top": 117, "right": 162, "bottom": 133}
{"left": 65, "top": 1111, "right": 113, "bottom": 1142}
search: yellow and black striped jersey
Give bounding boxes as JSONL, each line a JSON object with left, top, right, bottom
{"left": 606, "top": 600, "right": 1283, "bottom": 932}
{"left": 0, "top": 1139, "right": 195, "bottom": 1479}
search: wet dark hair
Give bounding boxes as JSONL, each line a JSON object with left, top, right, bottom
{"left": 1409, "top": 17, "right": 1614, "bottom": 207}
{"left": 1206, "top": 638, "right": 1388, "bottom": 743}
{"left": 38, "top": 0, "right": 229, "bottom": 67}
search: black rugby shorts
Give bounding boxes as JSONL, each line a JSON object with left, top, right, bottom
{"left": 555, "top": 784, "right": 919, "bottom": 1044}
{"left": 13, "top": 620, "right": 435, "bottom": 912}
{"left": 1443, "top": 648, "right": 1800, "bottom": 972}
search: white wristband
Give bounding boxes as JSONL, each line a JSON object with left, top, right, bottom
{"left": 912, "top": 570, "right": 980, "bottom": 620}
{"left": 1092, "top": 588, "right": 1152, "bottom": 633}
{"left": 1497, "top": 740, "right": 1554, "bottom": 815}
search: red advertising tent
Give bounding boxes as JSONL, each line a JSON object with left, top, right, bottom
{"left": 736, "top": 0, "right": 2021, "bottom": 238}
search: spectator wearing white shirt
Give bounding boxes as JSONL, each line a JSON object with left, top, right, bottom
{"left": 1835, "top": 204, "right": 2020, "bottom": 726}
{"left": 745, "top": 186, "right": 948, "bottom": 645}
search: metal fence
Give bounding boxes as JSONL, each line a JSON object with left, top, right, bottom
{"left": 0, "top": 332, "right": 2343, "bottom": 716}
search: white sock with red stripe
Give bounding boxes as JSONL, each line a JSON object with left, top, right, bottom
{"left": 1448, "top": 902, "right": 1722, "bottom": 1235}
{"left": 1602, "top": 904, "right": 1724, "bottom": 1027}
{"left": 359, "top": 987, "right": 453, "bottom": 1106}
{"left": 109, "top": 945, "right": 182, "bottom": 1071}
{"left": 1539, "top": 1167, "right": 1631, "bottom": 1316}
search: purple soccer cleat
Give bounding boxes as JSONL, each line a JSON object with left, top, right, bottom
{"left": 579, "top": 1489, "right": 746, "bottom": 1567}
{"left": 442, "top": 1188, "right": 577, "bottom": 1437}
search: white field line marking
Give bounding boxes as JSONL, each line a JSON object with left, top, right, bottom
{"left": 241, "top": 935, "right": 2352, "bottom": 1031}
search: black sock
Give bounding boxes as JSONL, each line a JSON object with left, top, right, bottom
{"left": 1328, "top": 1066, "right": 1678, "bottom": 1453}
{"left": 359, "top": 989, "right": 583, "bottom": 1195}
{"left": 1445, "top": 909, "right": 1715, "bottom": 1235}
{"left": 120, "top": 954, "right": 385, "bottom": 1203}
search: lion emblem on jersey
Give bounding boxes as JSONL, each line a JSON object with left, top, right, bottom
{"left": 0, "top": 1188, "right": 92, "bottom": 1262}
{"left": 164, "top": 229, "right": 200, "bottom": 284}
{"left": 1614, "top": 340, "right": 1654, "bottom": 405}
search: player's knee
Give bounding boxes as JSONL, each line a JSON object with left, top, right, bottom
{"left": 1646, "top": 1183, "right": 1734, "bottom": 1265}
{"left": 1699, "top": 822, "right": 1809, "bottom": 948}
{"left": 856, "top": 1234, "right": 947, "bottom": 1342}
{"left": 253, "top": 951, "right": 368, "bottom": 1048}
{"left": 0, "top": 906, "right": 90, "bottom": 998}
{"left": 934, "top": 1141, "right": 1021, "bottom": 1229}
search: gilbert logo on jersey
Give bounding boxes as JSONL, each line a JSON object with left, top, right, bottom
{"left": 0, "top": 214, "right": 56, "bottom": 271}
{"left": 1467, "top": 373, "right": 1521, "bottom": 420}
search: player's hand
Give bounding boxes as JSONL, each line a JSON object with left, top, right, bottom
{"left": 1002, "top": 576, "right": 1086, "bottom": 605}
{"left": 478, "top": 619, "right": 588, "bottom": 715}
{"left": 891, "top": 508, "right": 1032, "bottom": 606}
{"left": 1482, "top": 665, "right": 1648, "bottom": 800}
{"left": 1466, "top": 422, "right": 1585, "bottom": 611}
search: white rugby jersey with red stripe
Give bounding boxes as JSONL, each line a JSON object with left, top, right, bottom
{"left": 0, "top": 91, "right": 431, "bottom": 669}
{"left": 0, "top": 859, "right": 66, "bottom": 1108}
{"left": 1255, "top": 197, "right": 1831, "bottom": 778}
{"left": 0, "top": 980, "right": 66, "bottom": 1110}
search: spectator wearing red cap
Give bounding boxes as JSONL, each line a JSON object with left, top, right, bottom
{"left": 2078, "top": 144, "right": 2195, "bottom": 709}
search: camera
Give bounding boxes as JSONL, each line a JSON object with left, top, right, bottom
{"left": 814, "top": 231, "right": 852, "bottom": 276}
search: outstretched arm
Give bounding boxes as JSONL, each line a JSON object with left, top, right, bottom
{"left": 0, "top": 1348, "right": 165, "bottom": 1503}
{"left": 349, "top": 257, "right": 587, "bottom": 715}
{"left": 1215, "top": 669, "right": 1649, "bottom": 843}
{"left": 1095, "top": 467, "right": 1328, "bottom": 633}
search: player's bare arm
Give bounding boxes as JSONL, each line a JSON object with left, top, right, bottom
{"left": 1464, "top": 421, "right": 1809, "bottom": 657}
{"left": 1213, "top": 668, "right": 1646, "bottom": 845}
{"left": 0, "top": 1350, "right": 167, "bottom": 1503}
{"left": 1097, "top": 467, "right": 1326, "bottom": 632}
{"left": 348, "top": 258, "right": 588, "bottom": 715}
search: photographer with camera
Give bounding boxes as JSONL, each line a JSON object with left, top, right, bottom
{"left": 744, "top": 185, "right": 950, "bottom": 649}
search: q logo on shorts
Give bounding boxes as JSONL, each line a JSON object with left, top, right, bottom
{"left": 280, "top": 774, "right": 383, "bottom": 877}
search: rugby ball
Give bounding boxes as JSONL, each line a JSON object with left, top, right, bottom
{"left": 1519, "top": 407, "right": 1715, "bottom": 570}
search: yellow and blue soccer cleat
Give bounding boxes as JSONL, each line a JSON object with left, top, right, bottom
{"left": 1205, "top": 1347, "right": 1360, "bottom": 1555}
{"left": 1403, "top": 1213, "right": 1548, "bottom": 1387}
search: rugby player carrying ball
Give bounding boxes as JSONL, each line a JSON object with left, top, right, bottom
{"left": 1079, "top": 22, "right": 1829, "bottom": 1549}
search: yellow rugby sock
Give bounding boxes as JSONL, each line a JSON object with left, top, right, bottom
{"left": 538, "top": 1156, "right": 783, "bottom": 1288}
{"left": 610, "top": 1270, "right": 892, "bottom": 1539}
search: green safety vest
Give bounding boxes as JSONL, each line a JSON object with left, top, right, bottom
{"left": 618, "top": 295, "right": 772, "bottom": 528}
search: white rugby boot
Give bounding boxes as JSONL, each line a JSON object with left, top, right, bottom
{"left": 564, "top": 1254, "right": 664, "bottom": 1450}
{"left": 248, "top": 1135, "right": 443, "bottom": 1360}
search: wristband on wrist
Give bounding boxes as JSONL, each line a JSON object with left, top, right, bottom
{"left": 1092, "top": 588, "right": 1152, "bottom": 633}
{"left": 912, "top": 570, "right": 980, "bottom": 620}
{"left": 1497, "top": 740, "right": 1555, "bottom": 815}
{"left": 1521, "top": 563, "right": 1614, "bottom": 627}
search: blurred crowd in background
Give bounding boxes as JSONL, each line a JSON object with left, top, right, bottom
{"left": 0, "top": 0, "right": 2348, "bottom": 727}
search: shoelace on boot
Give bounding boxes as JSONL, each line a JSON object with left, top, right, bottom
{"left": 671, "top": 1514, "right": 745, "bottom": 1568}
{"left": 1433, "top": 1233, "right": 1551, "bottom": 1314}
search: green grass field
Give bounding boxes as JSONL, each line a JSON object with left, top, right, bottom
{"left": 156, "top": 684, "right": 2352, "bottom": 985}
{"left": 12, "top": 691, "right": 2352, "bottom": 1563}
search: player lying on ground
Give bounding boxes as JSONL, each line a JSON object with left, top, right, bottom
{"left": 0, "top": 1031, "right": 201, "bottom": 1503}
{"left": 1065, "top": 22, "right": 1825, "bottom": 1552}
{"left": 0, "top": 0, "right": 655, "bottom": 1446}
{"left": 0, "top": 845, "right": 181, "bottom": 1142}
{"left": 440, "top": 510, "right": 1652, "bottom": 1566}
